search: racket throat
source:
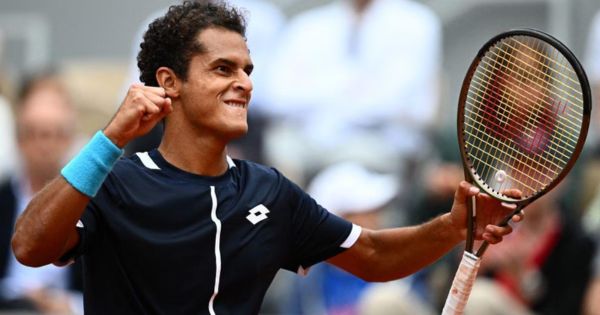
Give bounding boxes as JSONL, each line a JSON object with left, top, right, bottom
{"left": 465, "top": 195, "right": 477, "bottom": 253}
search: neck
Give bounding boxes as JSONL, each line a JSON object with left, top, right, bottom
{"left": 158, "top": 123, "right": 229, "bottom": 177}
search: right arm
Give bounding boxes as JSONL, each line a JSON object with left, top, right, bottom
{"left": 12, "top": 84, "right": 172, "bottom": 267}
{"left": 327, "top": 182, "right": 523, "bottom": 282}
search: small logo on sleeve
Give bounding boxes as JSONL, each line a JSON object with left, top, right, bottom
{"left": 246, "top": 204, "right": 270, "bottom": 225}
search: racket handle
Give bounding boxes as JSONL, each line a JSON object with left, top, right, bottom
{"left": 441, "top": 251, "right": 481, "bottom": 315}
{"left": 476, "top": 241, "right": 490, "bottom": 256}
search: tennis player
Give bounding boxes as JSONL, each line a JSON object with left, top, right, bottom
{"left": 11, "top": 1, "right": 522, "bottom": 314}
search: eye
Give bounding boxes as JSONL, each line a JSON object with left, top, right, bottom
{"left": 216, "top": 65, "right": 232, "bottom": 75}
{"left": 244, "top": 65, "right": 254, "bottom": 76}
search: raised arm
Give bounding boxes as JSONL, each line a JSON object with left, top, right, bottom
{"left": 328, "top": 181, "right": 522, "bottom": 282}
{"left": 12, "top": 84, "right": 172, "bottom": 267}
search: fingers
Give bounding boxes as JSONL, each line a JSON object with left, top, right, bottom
{"left": 501, "top": 188, "right": 522, "bottom": 199}
{"left": 127, "top": 85, "right": 170, "bottom": 118}
{"left": 467, "top": 187, "right": 522, "bottom": 242}
{"left": 511, "top": 210, "right": 525, "bottom": 223}
{"left": 128, "top": 84, "right": 167, "bottom": 104}
{"left": 454, "top": 181, "right": 480, "bottom": 204}
{"left": 140, "top": 96, "right": 161, "bottom": 115}
{"left": 501, "top": 202, "right": 517, "bottom": 211}
{"left": 482, "top": 233, "right": 502, "bottom": 244}
{"left": 144, "top": 91, "right": 170, "bottom": 108}
{"left": 132, "top": 83, "right": 166, "bottom": 97}
{"left": 104, "top": 84, "right": 172, "bottom": 147}
{"left": 142, "top": 97, "right": 173, "bottom": 122}
{"left": 162, "top": 97, "right": 173, "bottom": 114}
{"left": 482, "top": 224, "right": 513, "bottom": 244}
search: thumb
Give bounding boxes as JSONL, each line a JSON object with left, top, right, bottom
{"left": 143, "top": 97, "right": 172, "bottom": 123}
{"left": 158, "top": 97, "right": 173, "bottom": 118}
{"left": 454, "top": 181, "right": 480, "bottom": 205}
{"left": 163, "top": 97, "right": 173, "bottom": 113}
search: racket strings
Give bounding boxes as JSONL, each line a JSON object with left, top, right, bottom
{"left": 468, "top": 76, "right": 577, "bottom": 166}
{"left": 463, "top": 131, "right": 550, "bottom": 191}
{"left": 497, "top": 39, "right": 583, "bottom": 123}
{"left": 465, "top": 101, "right": 564, "bottom": 195}
{"left": 498, "top": 37, "right": 583, "bottom": 105}
{"left": 470, "top": 65, "right": 576, "bottom": 162}
{"left": 465, "top": 87, "right": 571, "bottom": 167}
{"left": 464, "top": 130, "right": 550, "bottom": 194}
{"left": 509, "top": 38, "right": 583, "bottom": 95}
{"left": 468, "top": 75, "right": 577, "bottom": 155}
{"left": 463, "top": 36, "right": 584, "bottom": 198}
{"left": 478, "top": 38, "right": 583, "bottom": 140}
{"left": 467, "top": 92, "right": 573, "bottom": 191}
{"left": 482, "top": 44, "right": 583, "bottom": 126}
{"left": 476, "top": 50, "right": 581, "bottom": 148}
{"left": 480, "top": 42, "right": 583, "bottom": 129}
{"left": 494, "top": 38, "right": 583, "bottom": 146}
{"left": 464, "top": 105, "right": 564, "bottom": 173}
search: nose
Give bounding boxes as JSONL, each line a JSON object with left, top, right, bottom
{"left": 234, "top": 71, "right": 253, "bottom": 93}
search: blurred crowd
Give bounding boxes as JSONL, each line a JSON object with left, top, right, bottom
{"left": 1, "top": 0, "right": 600, "bottom": 314}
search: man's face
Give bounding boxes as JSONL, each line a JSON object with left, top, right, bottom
{"left": 178, "top": 27, "right": 253, "bottom": 141}
{"left": 17, "top": 86, "right": 75, "bottom": 181}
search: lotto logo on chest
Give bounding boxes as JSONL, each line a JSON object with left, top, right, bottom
{"left": 246, "top": 204, "right": 270, "bottom": 225}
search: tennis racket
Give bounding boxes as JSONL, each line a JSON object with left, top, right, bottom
{"left": 441, "top": 29, "right": 591, "bottom": 315}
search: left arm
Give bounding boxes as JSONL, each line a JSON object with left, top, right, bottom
{"left": 328, "top": 212, "right": 461, "bottom": 282}
{"left": 328, "top": 181, "right": 521, "bottom": 282}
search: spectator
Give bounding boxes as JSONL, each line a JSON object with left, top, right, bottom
{"left": 0, "top": 95, "right": 16, "bottom": 181}
{"left": 0, "top": 73, "right": 82, "bottom": 314}
{"left": 584, "top": 246, "right": 600, "bottom": 315}
{"left": 466, "top": 185, "right": 595, "bottom": 315}
{"left": 287, "top": 162, "right": 433, "bottom": 315}
{"left": 263, "top": 0, "right": 442, "bottom": 186}
{"left": 585, "top": 10, "right": 600, "bottom": 150}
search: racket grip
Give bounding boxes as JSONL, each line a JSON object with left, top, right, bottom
{"left": 441, "top": 251, "right": 481, "bottom": 315}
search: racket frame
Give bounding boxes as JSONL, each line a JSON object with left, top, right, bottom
{"left": 457, "top": 28, "right": 591, "bottom": 220}
{"left": 443, "top": 29, "right": 592, "bottom": 315}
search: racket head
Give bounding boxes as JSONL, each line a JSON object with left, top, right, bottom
{"left": 458, "top": 29, "right": 591, "bottom": 205}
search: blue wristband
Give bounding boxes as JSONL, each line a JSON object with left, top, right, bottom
{"left": 61, "top": 131, "right": 123, "bottom": 197}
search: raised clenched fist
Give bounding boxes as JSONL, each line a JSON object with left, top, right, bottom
{"left": 103, "top": 84, "right": 173, "bottom": 148}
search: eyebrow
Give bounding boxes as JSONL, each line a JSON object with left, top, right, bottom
{"left": 211, "top": 58, "right": 254, "bottom": 75}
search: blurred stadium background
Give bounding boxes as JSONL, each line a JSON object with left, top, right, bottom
{"left": 0, "top": 0, "right": 599, "bottom": 132}
{"left": 2, "top": 1, "right": 600, "bottom": 314}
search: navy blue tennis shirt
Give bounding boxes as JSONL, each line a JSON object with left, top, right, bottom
{"left": 66, "top": 149, "right": 360, "bottom": 314}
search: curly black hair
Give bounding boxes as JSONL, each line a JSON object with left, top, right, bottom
{"left": 137, "top": 0, "right": 247, "bottom": 87}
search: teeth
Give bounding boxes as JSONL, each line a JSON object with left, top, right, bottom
{"left": 225, "top": 101, "right": 246, "bottom": 108}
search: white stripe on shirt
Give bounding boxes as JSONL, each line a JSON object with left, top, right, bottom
{"left": 340, "top": 224, "right": 362, "bottom": 248}
{"left": 208, "top": 186, "right": 222, "bottom": 315}
{"left": 136, "top": 152, "right": 161, "bottom": 170}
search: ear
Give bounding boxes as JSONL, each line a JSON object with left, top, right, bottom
{"left": 156, "top": 67, "right": 180, "bottom": 98}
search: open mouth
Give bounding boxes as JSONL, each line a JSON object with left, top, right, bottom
{"left": 225, "top": 101, "right": 247, "bottom": 109}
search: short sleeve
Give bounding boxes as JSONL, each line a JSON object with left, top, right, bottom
{"left": 280, "top": 176, "right": 355, "bottom": 272}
